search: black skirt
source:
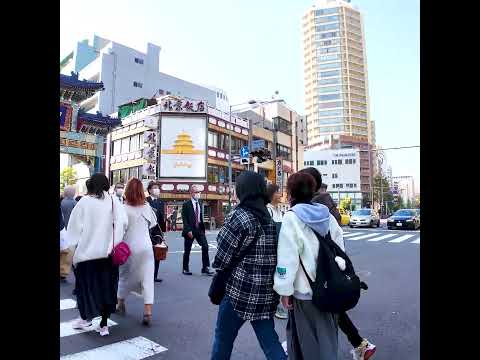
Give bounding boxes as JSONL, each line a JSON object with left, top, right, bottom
{"left": 73, "top": 257, "right": 119, "bottom": 320}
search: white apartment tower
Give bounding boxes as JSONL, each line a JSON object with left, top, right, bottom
{"left": 303, "top": 0, "right": 374, "bottom": 148}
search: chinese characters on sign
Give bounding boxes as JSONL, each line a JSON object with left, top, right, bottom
{"left": 161, "top": 98, "right": 206, "bottom": 113}
{"left": 77, "top": 123, "right": 109, "bottom": 137}
{"left": 276, "top": 159, "right": 283, "bottom": 194}
{"left": 60, "top": 103, "right": 72, "bottom": 131}
{"left": 143, "top": 130, "right": 158, "bottom": 179}
{"left": 59, "top": 138, "right": 96, "bottom": 150}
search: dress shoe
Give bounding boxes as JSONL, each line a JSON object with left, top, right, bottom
{"left": 182, "top": 270, "right": 193, "bottom": 275}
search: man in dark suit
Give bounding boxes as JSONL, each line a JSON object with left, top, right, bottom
{"left": 146, "top": 181, "right": 166, "bottom": 283}
{"left": 181, "top": 185, "right": 214, "bottom": 276}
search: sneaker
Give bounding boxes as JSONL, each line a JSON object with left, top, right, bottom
{"left": 182, "top": 269, "right": 193, "bottom": 275}
{"left": 281, "top": 341, "right": 288, "bottom": 356}
{"left": 351, "top": 339, "right": 376, "bottom": 360}
{"left": 96, "top": 325, "right": 109, "bottom": 336}
{"left": 275, "top": 308, "right": 289, "bottom": 320}
{"left": 72, "top": 318, "right": 92, "bottom": 330}
{"left": 201, "top": 268, "right": 214, "bottom": 276}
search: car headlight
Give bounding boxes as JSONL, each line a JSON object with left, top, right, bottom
{"left": 406, "top": 219, "right": 413, "bottom": 222}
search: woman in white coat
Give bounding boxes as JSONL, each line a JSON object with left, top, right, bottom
{"left": 116, "top": 178, "right": 158, "bottom": 326}
{"left": 67, "top": 174, "right": 128, "bottom": 337}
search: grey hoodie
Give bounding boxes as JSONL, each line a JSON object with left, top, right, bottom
{"left": 291, "top": 203, "right": 331, "bottom": 236}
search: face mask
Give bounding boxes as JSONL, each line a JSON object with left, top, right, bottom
{"left": 152, "top": 188, "right": 160, "bottom": 197}
{"left": 116, "top": 189, "right": 124, "bottom": 197}
{"left": 193, "top": 193, "right": 201, "bottom": 200}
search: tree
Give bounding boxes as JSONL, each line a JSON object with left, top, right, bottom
{"left": 339, "top": 196, "right": 352, "bottom": 210}
{"left": 60, "top": 167, "right": 77, "bottom": 193}
{"left": 372, "top": 174, "right": 394, "bottom": 215}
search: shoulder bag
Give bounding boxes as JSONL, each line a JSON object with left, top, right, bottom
{"left": 110, "top": 196, "right": 131, "bottom": 266}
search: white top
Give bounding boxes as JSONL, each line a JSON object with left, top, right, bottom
{"left": 273, "top": 211, "right": 344, "bottom": 300}
{"left": 67, "top": 192, "right": 128, "bottom": 265}
{"left": 267, "top": 204, "right": 283, "bottom": 223}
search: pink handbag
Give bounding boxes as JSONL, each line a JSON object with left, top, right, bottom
{"left": 110, "top": 196, "right": 131, "bottom": 266}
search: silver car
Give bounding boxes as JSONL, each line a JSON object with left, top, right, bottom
{"left": 349, "top": 209, "right": 380, "bottom": 228}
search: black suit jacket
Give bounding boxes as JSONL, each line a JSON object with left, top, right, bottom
{"left": 181, "top": 199, "right": 205, "bottom": 237}
{"left": 146, "top": 196, "right": 166, "bottom": 232}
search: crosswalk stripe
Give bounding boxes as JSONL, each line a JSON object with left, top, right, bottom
{"left": 60, "top": 336, "right": 167, "bottom": 359}
{"left": 60, "top": 318, "right": 117, "bottom": 338}
{"left": 411, "top": 238, "right": 420, "bottom": 244}
{"left": 60, "top": 299, "right": 77, "bottom": 310}
{"left": 347, "top": 233, "right": 381, "bottom": 241}
{"left": 367, "top": 233, "right": 398, "bottom": 242}
{"left": 388, "top": 234, "right": 416, "bottom": 243}
{"left": 343, "top": 232, "right": 363, "bottom": 238}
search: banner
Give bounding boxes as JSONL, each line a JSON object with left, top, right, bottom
{"left": 60, "top": 103, "right": 72, "bottom": 131}
{"left": 159, "top": 115, "right": 207, "bottom": 179}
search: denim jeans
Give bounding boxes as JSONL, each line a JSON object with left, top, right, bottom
{"left": 211, "top": 297, "right": 287, "bottom": 360}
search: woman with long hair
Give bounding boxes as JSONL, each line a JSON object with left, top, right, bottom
{"left": 116, "top": 178, "right": 158, "bottom": 326}
{"left": 67, "top": 173, "right": 128, "bottom": 336}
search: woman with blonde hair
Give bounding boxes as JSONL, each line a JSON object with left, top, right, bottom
{"left": 117, "top": 178, "right": 158, "bottom": 326}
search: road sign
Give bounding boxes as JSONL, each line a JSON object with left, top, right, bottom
{"left": 251, "top": 139, "right": 265, "bottom": 151}
{"left": 240, "top": 146, "right": 249, "bottom": 158}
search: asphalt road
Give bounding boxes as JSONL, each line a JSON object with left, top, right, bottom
{"left": 60, "top": 226, "right": 419, "bottom": 359}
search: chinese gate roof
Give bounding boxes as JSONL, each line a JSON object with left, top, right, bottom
{"left": 60, "top": 72, "right": 105, "bottom": 102}
{"left": 77, "top": 110, "right": 121, "bottom": 128}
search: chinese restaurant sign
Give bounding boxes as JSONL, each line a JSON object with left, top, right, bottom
{"left": 160, "top": 98, "right": 206, "bottom": 113}
{"left": 60, "top": 103, "right": 72, "bottom": 131}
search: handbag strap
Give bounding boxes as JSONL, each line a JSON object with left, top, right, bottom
{"left": 111, "top": 195, "right": 115, "bottom": 249}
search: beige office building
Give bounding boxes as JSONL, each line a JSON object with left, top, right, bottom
{"left": 303, "top": 0, "right": 375, "bottom": 148}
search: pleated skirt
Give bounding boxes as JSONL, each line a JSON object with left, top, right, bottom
{"left": 73, "top": 257, "right": 119, "bottom": 320}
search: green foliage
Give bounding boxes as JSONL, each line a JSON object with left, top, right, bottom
{"left": 339, "top": 196, "right": 352, "bottom": 210}
{"left": 60, "top": 167, "right": 77, "bottom": 193}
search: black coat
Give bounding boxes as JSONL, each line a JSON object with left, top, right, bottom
{"left": 146, "top": 196, "right": 166, "bottom": 232}
{"left": 181, "top": 199, "right": 205, "bottom": 237}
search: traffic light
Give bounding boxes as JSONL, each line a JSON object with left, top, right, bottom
{"left": 250, "top": 148, "right": 271, "bottom": 163}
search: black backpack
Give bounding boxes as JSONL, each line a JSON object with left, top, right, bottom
{"left": 299, "top": 229, "right": 366, "bottom": 313}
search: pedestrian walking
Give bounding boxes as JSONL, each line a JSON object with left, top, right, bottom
{"left": 299, "top": 167, "right": 376, "bottom": 360}
{"left": 210, "top": 171, "right": 287, "bottom": 360}
{"left": 181, "top": 185, "right": 214, "bottom": 276}
{"left": 61, "top": 186, "right": 77, "bottom": 228}
{"left": 146, "top": 181, "right": 166, "bottom": 282}
{"left": 67, "top": 173, "right": 128, "bottom": 337}
{"left": 266, "top": 184, "right": 289, "bottom": 320}
{"left": 113, "top": 183, "right": 125, "bottom": 203}
{"left": 170, "top": 208, "right": 178, "bottom": 231}
{"left": 116, "top": 178, "right": 158, "bottom": 326}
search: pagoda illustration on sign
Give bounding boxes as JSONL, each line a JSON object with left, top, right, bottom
{"left": 161, "top": 131, "right": 205, "bottom": 155}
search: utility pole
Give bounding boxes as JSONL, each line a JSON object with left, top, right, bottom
{"left": 227, "top": 105, "right": 233, "bottom": 213}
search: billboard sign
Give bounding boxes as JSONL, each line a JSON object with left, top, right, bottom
{"left": 159, "top": 115, "right": 207, "bottom": 179}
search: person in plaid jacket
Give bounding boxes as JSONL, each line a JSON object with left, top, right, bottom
{"left": 211, "top": 171, "right": 287, "bottom": 360}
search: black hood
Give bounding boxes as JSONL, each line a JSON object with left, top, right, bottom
{"left": 235, "top": 171, "right": 271, "bottom": 225}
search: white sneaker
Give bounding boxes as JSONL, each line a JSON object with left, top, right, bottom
{"left": 95, "top": 325, "right": 109, "bottom": 336}
{"left": 281, "top": 341, "right": 288, "bottom": 356}
{"left": 72, "top": 318, "right": 92, "bottom": 330}
{"left": 350, "top": 339, "right": 376, "bottom": 360}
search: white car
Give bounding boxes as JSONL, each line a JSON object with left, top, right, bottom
{"left": 349, "top": 209, "right": 380, "bottom": 228}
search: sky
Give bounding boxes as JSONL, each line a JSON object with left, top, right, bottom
{"left": 60, "top": 0, "right": 420, "bottom": 192}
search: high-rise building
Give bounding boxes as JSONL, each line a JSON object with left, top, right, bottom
{"left": 303, "top": 0, "right": 374, "bottom": 147}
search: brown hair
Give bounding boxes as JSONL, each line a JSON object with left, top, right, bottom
{"left": 124, "top": 178, "right": 146, "bottom": 206}
{"left": 287, "top": 172, "right": 317, "bottom": 206}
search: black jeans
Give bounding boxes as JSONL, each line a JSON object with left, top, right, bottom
{"left": 338, "top": 312, "right": 363, "bottom": 348}
{"left": 183, "top": 230, "right": 210, "bottom": 271}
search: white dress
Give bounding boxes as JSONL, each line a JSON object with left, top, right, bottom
{"left": 118, "top": 204, "right": 157, "bottom": 304}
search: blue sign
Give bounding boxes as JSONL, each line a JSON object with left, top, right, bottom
{"left": 240, "top": 146, "right": 249, "bottom": 158}
{"left": 252, "top": 139, "right": 265, "bottom": 151}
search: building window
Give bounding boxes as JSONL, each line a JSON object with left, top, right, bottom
{"left": 121, "top": 137, "right": 130, "bottom": 154}
{"left": 319, "top": 70, "right": 340, "bottom": 78}
{"left": 113, "top": 140, "right": 121, "bottom": 156}
{"left": 318, "top": 85, "right": 341, "bottom": 94}
{"left": 133, "top": 81, "right": 143, "bottom": 88}
{"left": 318, "top": 62, "right": 341, "bottom": 70}
{"left": 315, "top": 8, "right": 338, "bottom": 16}
{"left": 319, "top": 93, "right": 342, "bottom": 101}
{"left": 276, "top": 144, "right": 292, "bottom": 161}
{"left": 332, "top": 173, "right": 338, "bottom": 179}
{"left": 318, "top": 102, "right": 343, "bottom": 109}
{"left": 159, "top": 89, "right": 164, "bottom": 95}
{"left": 317, "top": 160, "right": 321, "bottom": 165}
{"left": 208, "top": 132, "right": 218, "bottom": 148}
{"left": 134, "top": 57, "right": 144, "bottom": 64}
{"left": 315, "top": 23, "right": 339, "bottom": 32}
{"left": 130, "top": 134, "right": 140, "bottom": 152}
{"left": 274, "top": 117, "right": 292, "bottom": 135}
{"left": 166, "top": 91, "right": 171, "bottom": 95}
{"left": 318, "top": 78, "right": 341, "bottom": 85}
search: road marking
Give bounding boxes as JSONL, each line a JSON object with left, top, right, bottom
{"left": 388, "top": 234, "right": 416, "bottom": 243}
{"left": 60, "top": 299, "right": 77, "bottom": 310}
{"left": 343, "top": 232, "right": 364, "bottom": 238}
{"left": 367, "top": 233, "right": 398, "bottom": 242}
{"left": 60, "top": 336, "right": 167, "bottom": 359}
{"left": 347, "top": 233, "right": 381, "bottom": 241}
{"left": 60, "top": 318, "right": 117, "bottom": 338}
{"left": 411, "top": 238, "right": 420, "bottom": 244}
